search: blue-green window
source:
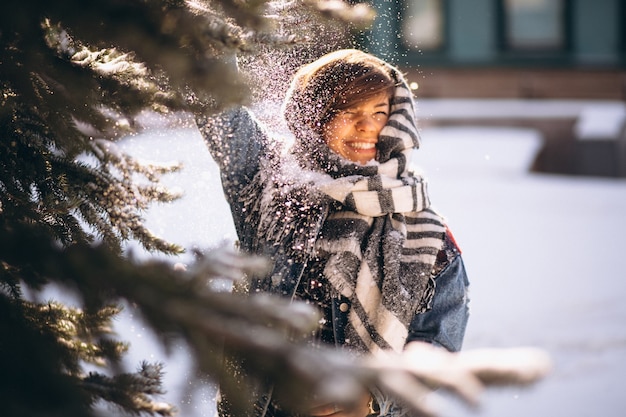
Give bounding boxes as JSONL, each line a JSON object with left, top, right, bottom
{"left": 503, "top": 0, "right": 566, "bottom": 50}
{"left": 401, "top": 0, "right": 445, "bottom": 51}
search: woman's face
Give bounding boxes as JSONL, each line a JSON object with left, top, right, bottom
{"left": 322, "top": 92, "right": 390, "bottom": 165}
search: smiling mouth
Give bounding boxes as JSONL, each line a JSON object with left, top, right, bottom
{"left": 347, "top": 142, "right": 376, "bottom": 150}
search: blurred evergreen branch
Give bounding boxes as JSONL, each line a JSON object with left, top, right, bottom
{"left": 1, "top": 221, "right": 553, "bottom": 417}
{"left": 0, "top": 220, "right": 323, "bottom": 416}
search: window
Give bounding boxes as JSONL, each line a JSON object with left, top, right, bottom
{"left": 401, "top": 0, "right": 445, "bottom": 51}
{"left": 503, "top": 0, "right": 565, "bottom": 50}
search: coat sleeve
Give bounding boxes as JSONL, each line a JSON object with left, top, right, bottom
{"left": 195, "top": 107, "right": 270, "bottom": 243}
{"left": 405, "top": 239, "right": 470, "bottom": 352}
{"left": 196, "top": 106, "right": 269, "bottom": 187}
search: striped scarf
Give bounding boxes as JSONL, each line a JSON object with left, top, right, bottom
{"left": 313, "top": 82, "right": 446, "bottom": 355}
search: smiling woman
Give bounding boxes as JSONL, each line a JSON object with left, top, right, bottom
{"left": 196, "top": 49, "right": 470, "bottom": 417}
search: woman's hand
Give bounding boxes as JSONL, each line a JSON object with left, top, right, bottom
{"left": 308, "top": 391, "right": 372, "bottom": 417}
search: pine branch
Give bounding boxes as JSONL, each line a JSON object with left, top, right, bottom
{"left": 1, "top": 222, "right": 552, "bottom": 416}
{"left": 82, "top": 363, "right": 175, "bottom": 417}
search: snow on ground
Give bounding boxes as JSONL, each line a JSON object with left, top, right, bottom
{"left": 118, "top": 120, "right": 626, "bottom": 417}
{"left": 414, "top": 126, "right": 626, "bottom": 417}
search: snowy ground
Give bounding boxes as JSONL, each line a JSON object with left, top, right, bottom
{"left": 117, "top": 119, "right": 626, "bottom": 417}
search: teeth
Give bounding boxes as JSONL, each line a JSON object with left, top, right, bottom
{"left": 349, "top": 142, "right": 375, "bottom": 150}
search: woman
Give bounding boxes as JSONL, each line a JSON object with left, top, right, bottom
{"left": 196, "top": 49, "right": 470, "bottom": 417}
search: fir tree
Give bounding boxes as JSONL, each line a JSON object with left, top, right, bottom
{"left": 0, "top": 1, "right": 551, "bottom": 416}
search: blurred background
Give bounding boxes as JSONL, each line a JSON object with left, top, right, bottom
{"left": 361, "top": 0, "right": 626, "bottom": 178}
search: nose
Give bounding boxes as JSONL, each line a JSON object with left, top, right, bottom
{"left": 355, "top": 115, "right": 378, "bottom": 132}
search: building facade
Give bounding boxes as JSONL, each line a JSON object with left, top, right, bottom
{"left": 362, "top": 0, "right": 626, "bottom": 99}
